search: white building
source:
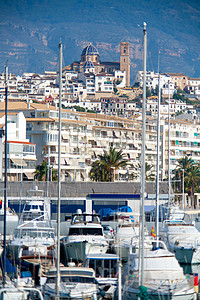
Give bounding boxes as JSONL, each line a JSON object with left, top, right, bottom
{"left": 0, "top": 111, "right": 36, "bottom": 181}
{"left": 78, "top": 100, "right": 102, "bottom": 112}
{"left": 185, "top": 78, "right": 200, "bottom": 95}
{"left": 114, "top": 70, "right": 126, "bottom": 88}
{"left": 135, "top": 71, "right": 175, "bottom": 95}
{"left": 79, "top": 73, "right": 95, "bottom": 95}
{"left": 0, "top": 101, "right": 158, "bottom": 182}
{"left": 95, "top": 73, "right": 114, "bottom": 93}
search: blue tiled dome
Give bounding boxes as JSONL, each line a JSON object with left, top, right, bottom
{"left": 84, "top": 60, "right": 94, "bottom": 68}
{"left": 81, "top": 43, "right": 99, "bottom": 56}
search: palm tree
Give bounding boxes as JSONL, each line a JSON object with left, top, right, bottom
{"left": 176, "top": 156, "right": 194, "bottom": 171}
{"left": 173, "top": 156, "right": 200, "bottom": 208}
{"left": 89, "top": 147, "right": 129, "bottom": 182}
{"left": 35, "top": 160, "right": 57, "bottom": 181}
{"left": 136, "top": 162, "right": 155, "bottom": 182}
{"left": 184, "top": 165, "right": 200, "bottom": 208}
{"left": 89, "top": 160, "right": 109, "bottom": 182}
{"left": 172, "top": 156, "right": 194, "bottom": 193}
{"left": 145, "top": 162, "right": 155, "bottom": 181}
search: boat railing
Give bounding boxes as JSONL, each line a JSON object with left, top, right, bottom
{"left": 152, "top": 240, "right": 168, "bottom": 250}
{"left": 0, "top": 287, "right": 44, "bottom": 299}
{"left": 163, "top": 220, "right": 186, "bottom": 226}
{"left": 18, "top": 214, "right": 49, "bottom": 228}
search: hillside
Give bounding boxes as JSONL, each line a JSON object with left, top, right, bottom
{"left": 0, "top": 0, "right": 199, "bottom": 83}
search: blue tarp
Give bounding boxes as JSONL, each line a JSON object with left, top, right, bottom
{"left": 98, "top": 208, "right": 114, "bottom": 219}
{"left": 21, "top": 271, "right": 32, "bottom": 278}
{"left": 144, "top": 205, "right": 155, "bottom": 212}
{"left": 116, "top": 206, "right": 132, "bottom": 213}
{"left": 6, "top": 257, "right": 16, "bottom": 273}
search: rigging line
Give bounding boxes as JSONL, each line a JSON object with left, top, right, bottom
{"left": 149, "top": 51, "right": 154, "bottom": 73}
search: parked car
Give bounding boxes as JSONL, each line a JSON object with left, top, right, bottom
{"left": 102, "top": 225, "right": 114, "bottom": 239}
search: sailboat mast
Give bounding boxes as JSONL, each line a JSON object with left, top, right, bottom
{"left": 56, "top": 42, "right": 62, "bottom": 299}
{"left": 3, "top": 64, "right": 8, "bottom": 286}
{"left": 168, "top": 80, "right": 171, "bottom": 206}
{"left": 139, "top": 22, "right": 147, "bottom": 287}
{"left": 155, "top": 72, "right": 161, "bottom": 244}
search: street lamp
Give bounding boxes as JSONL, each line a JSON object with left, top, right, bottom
{"left": 181, "top": 169, "right": 184, "bottom": 210}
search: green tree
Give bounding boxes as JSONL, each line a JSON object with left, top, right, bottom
{"left": 35, "top": 160, "right": 57, "bottom": 181}
{"left": 172, "top": 156, "right": 200, "bottom": 208}
{"left": 184, "top": 165, "right": 200, "bottom": 208}
{"left": 146, "top": 87, "right": 151, "bottom": 98}
{"left": 137, "top": 162, "right": 155, "bottom": 181}
{"left": 145, "top": 162, "right": 155, "bottom": 181}
{"left": 89, "top": 147, "right": 129, "bottom": 182}
{"left": 89, "top": 160, "right": 109, "bottom": 182}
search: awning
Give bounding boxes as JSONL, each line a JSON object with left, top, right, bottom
{"left": 62, "top": 133, "right": 69, "bottom": 139}
{"left": 24, "top": 172, "right": 35, "bottom": 180}
{"left": 11, "top": 158, "right": 27, "bottom": 167}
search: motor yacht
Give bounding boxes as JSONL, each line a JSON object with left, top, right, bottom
{"left": 43, "top": 264, "right": 100, "bottom": 299}
{"left": 85, "top": 253, "right": 119, "bottom": 299}
{"left": 122, "top": 240, "right": 196, "bottom": 299}
{"left": 62, "top": 210, "right": 109, "bottom": 263}
{"left": 7, "top": 186, "right": 56, "bottom": 283}
{"left": 160, "top": 220, "right": 200, "bottom": 264}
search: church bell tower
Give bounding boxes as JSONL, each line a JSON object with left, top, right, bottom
{"left": 120, "top": 42, "right": 130, "bottom": 87}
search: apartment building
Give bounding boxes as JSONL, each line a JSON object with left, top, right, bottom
{"left": 167, "top": 73, "right": 188, "bottom": 90}
{"left": 146, "top": 98, "right": 193, "bottom": 116}
{"left": 161, "top": 118, "right": 200, "bottom": 178}
{"left": 134, "top": 71, "right": 175, "bottom": 95}
{"left": 0, "top": 101, "right": 157, "bottom": 182}
{"left": 0, "top": 111, "right": 36, "bottom": 181}
{"left": 95, "top": 73, "right": 114, "bottom": 93}
{"left": 185, "top": 78, "right": 200, "bottom": 95}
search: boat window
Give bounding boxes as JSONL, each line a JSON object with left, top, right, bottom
{"left": 42, "top": 232, "right": 50, "bottom": 238}
{"left": 69, "top": 228, "right": 103, "bottom": 236}
{"left": 24, "top": 205, "right": 31, "bottom": 211}
{"left": 88, "top": 259, "right": 117, "bottom": 278}
{"left": 39, "top": 205, "right": 44, "bottom": 211}
{"left": 29, "top": 231, "right": 40, "bottom": 238}
{"left": 46, "top": 277, "right": 56, "bottom": 284}
{"left": 61, "top": 276, "right": 95, "bottom": 284}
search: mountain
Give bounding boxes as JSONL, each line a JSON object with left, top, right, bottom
{"left": 0, "top": 0, "right": 199, "bottom": 83}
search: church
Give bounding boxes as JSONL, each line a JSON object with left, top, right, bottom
{"left": 64, "top": 41, "right": 130, "bottom": 87}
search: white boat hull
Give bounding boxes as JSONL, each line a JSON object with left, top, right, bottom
{"left": 64, "top": 240, "right": 108, "bottom": 262}
{"left": 122, "top": 285, "right": 196, "bottom": 300}
{"left": 43, "top": 283, "right": 98, "bottom": 300}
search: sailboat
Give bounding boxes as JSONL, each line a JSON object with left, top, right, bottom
{"left": 1, "top": 63, "right": 44, "bottom": 299}
{"left": 122, "top": 23, "right": 196, "bottom": 300}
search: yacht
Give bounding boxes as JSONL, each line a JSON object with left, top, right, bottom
{"left": 112, "top": 216, "right": 153, "bottom": 261}
{"left": 0, "top": 203, "right": 19, "bottom": 239}
{"left": 43, "top": 264, "right": 100, "bottom": 300}
{"left": 62, "top": 210, "right": 109, "bottom": 263}
{"left": 85, "top": 253, "right": 119, "bottom": 299}
{"left": 159, "top": 220, "right": 200, "bottom": 264}
{"left": 122, "top": 240, "right": 196, "bottom": 299}
{"left": 7, "top": 186, "right": 56, "bottom": 282}
{"left": 0, "top": 278, "right": 44, "bottom": 299}
{"left": 112, "top": 214, "right": 136, "bottom": 261}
